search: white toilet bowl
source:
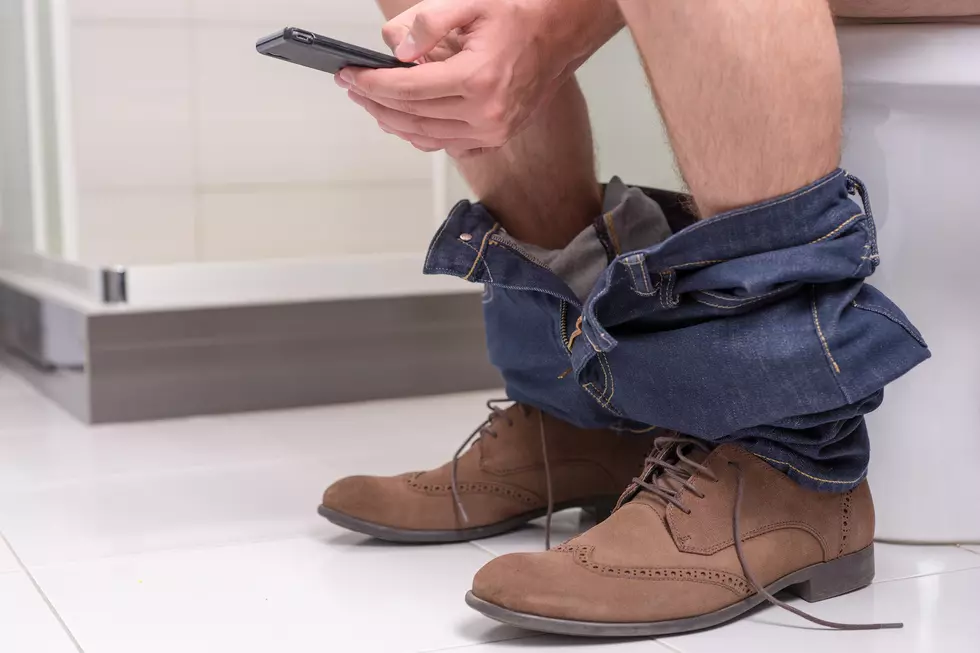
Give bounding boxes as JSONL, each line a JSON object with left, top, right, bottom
{"left": 839, "top": 25, "right": 980, "bottom": 543}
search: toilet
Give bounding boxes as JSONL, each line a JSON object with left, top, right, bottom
{"left": 837, "top": 19, "right": 980, "bottom": 542}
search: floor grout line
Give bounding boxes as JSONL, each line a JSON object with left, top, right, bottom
{"left": 467, "top": 540, "right": 499, "bottom": 559}
{"left": 957, "top": 545, "right": 980, "bottom": 557}
{"left": 0, "top": 532, "right": 86, "bottom": 653}
{"left": 653, "top": 638, "right": 688, "bottom": 653}
{"left": 16, "top": 527, "right": 344, "bottom": 574}
{"left": 872, "top": 565, "right": 980, "bottom": 587}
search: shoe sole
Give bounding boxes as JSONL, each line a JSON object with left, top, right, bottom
{"left": 465, "top": 544, "right": 876, "bottom": 637}
{"left": 317, "top": 496, "right": 617, "bottom": 544}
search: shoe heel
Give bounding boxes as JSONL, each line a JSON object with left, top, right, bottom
{"left": 788, "top": 545, "right": 876, "bottom": 603}
{"left": 582, "top": 497, "right": 618, "bottom": 523}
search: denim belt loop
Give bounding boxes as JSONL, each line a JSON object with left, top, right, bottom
{"left": 623, "top": 254, "right": 658, "bottom": 297}
{"left": 845, "top": 173, "right": 880, "bottom": 270}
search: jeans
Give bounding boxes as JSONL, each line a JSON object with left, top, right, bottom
{"left": 424, "top": 169, "right": 930, "bottom": 492}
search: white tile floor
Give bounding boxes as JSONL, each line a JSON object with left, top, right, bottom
{"left": 2, "top": 367, "right": 979, "bottom": 653}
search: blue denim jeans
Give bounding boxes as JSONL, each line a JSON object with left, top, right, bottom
{"left": 424, "top": 170, "right": 930, "bottom": 492}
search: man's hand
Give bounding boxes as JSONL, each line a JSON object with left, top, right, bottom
{"left": 336, "top": 0, "right": 622, "bottom": 156}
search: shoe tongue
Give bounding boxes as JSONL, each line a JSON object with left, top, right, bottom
{"left": 630, "top": 444, "right": 710, "bottom": 515}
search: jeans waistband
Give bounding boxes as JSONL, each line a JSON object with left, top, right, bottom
{"left": 425, "top": 169, "right": 878, "bottom": 358}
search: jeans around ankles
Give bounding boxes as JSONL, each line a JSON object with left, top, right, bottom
{"left": 423, "top": 169, "right": 930, "bottom": 492}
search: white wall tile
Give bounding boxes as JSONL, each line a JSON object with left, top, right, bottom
{"left": 193, "top": 25, "right": 426, "bottom": 188}
{"left": 0, "top": 0, "right": 36, "bottom": 250}
{"left": 190, "top": 0, "right": 382, "bottom": 27}
{"left": 76, "top": 191, "right": 196, "bottom": 265}
{"left": 70, "top": 25, "right": 194, "bottom": 191}
{"left": 196, "top": 182, "right": 433, "bottom": 261}
{"left": 70, "top": 0, "right": 191, "bottom": 21}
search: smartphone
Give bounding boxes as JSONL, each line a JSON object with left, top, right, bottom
{"left": 256, "top": 27, "right": 415, "bottom": 75}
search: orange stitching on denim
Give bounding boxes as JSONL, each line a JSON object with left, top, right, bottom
{"left": 672, "top": 259, "right": 727, "bottom": 270}
{"left": 696, "top": 300, "right": 750, "bottom": 310}
{"left": 626, "top": 424, "right": 658, "bottom": 434}
{"left": 811, "top": 289, "right": 841, "bottom": 374}
{"left": 582, "top": 326, "right": 601, "bottom": 352}
{"left": 699, "top": 290, "right": 737, "bottom": 300}
{"left": 694, "top": 285, "right": 794, "bottom": 310}
{"left": 598, "top": 352, "right": 615, "bottom": 407}
{"left": 464, "top": 224, "right": 500, "bottom": 281}
{"left": 851, "top": 300, "right": 927, "bottom": 347}
{"left": 753, "top": 453, "right": 864, "bottom": 485}
{"left": 810, "top": 213, "right": 864, "bottom": 245}
{"left": 582, "top": 382, "right": 623, "bottom": 416}
{"left": 699, "top": 287, "right": 791, "bottom": 302}
{"left": 459, "top": 240, "right": 494, "bottom": 283}
{"left": 638, "top": 257, "right": 654, "bottom": 294}
{"left": 676, "top": 170, "right": 845, "bottom": 239}
{"left": 424, "top": 210, "right": 458, "bottom": 272}
{"left": 582, "top": 383, "right": 605, "bottom": 405}
{"left": 604, "top": 212, "right": 623, "bottom": 255}
{"left": 594, "top": 351, "right": 611, "bottom": 402}
{"left": 624, "top": 259, "right": 641, "bottom": 291}
{"left": 488, "top": 236, "right": 553, "bottom": 273}
{"left": 624, "top": 257, "right": 657, "bottom": 297}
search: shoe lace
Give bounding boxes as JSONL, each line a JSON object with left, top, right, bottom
{"left": 624, "top": 437, "right": 903, "bottom": 631}
{"left": 450, "top": 400, "right": 556, "bottom": 550}
{"left": 618, "top": 434, "right": 717, "bottom": 513}
{"left": 729, "top": 462, "right": 902, "bottom": 631}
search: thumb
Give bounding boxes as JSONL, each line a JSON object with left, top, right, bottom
{"left": 380, "top": 21, "right": 409, "bottom": 54}
{"left": 384, "top": 0, "right": 483, "bottom": 62}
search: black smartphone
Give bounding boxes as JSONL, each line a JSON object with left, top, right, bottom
{"left": 256, "top": 27, "right": 415, "bottom": 75}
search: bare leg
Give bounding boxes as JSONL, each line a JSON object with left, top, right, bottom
{"left": 617, "top": 0, "right": 842, "bottom": 218}
{"left": 459, "top": 83, "right": 602, "bottom": 249}
{"left": 377, "top": 1, "right": 602, "bottom": 249}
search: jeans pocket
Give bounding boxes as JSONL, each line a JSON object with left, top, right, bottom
{"left": 577, "top": 352, "right": 623, "bottom": 417}
{"left": 691, "top": 282, "right": 805, "bottom": 312}
{"left": 850, "top": 293, "right": 928, "bottom": 348}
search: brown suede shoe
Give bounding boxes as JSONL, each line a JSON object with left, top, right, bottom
{"left": 319, "top": 401, "right": 655, "bottom": 543}
{"left": 467, "top": 435, "right": 892, "bottom": 636}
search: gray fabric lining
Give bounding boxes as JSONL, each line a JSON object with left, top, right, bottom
{"left": 495, "top": 178, "right": 673, "bottom": 300}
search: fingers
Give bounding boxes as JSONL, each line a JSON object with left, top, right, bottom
{"left": 336, "top": 74, "right": 466, "bottom": 120}
{"left": 382, "top": 0, "right": 485, "bottom": 62}
{"left": 347, "top": 91, "right": 472, "bottom": 139}
{"left": 377, "top": 122, "right": 486, "bottom": 154}
{"left": 339, "top": 57, "right": 472, "bottom": 101}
